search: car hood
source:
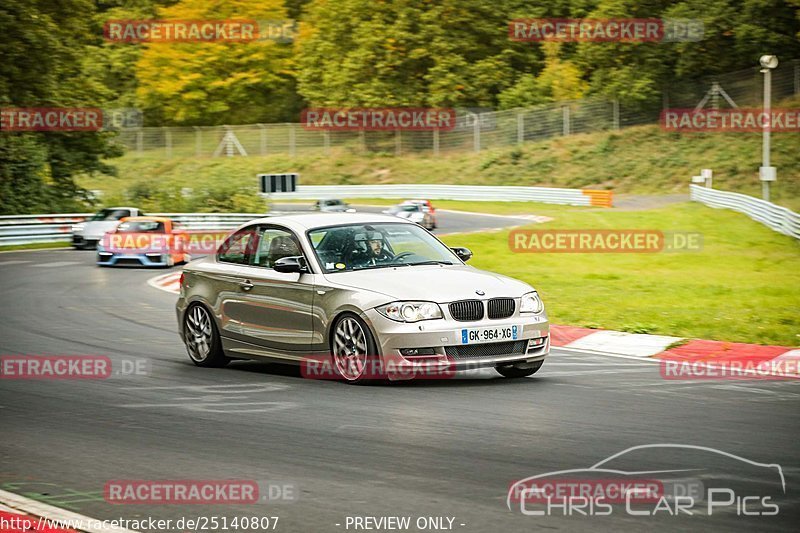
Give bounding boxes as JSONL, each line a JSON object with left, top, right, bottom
{"left": 322, "top": 264, "right": 534, "bottom": 302}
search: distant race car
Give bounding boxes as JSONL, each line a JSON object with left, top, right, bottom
{"left": 72, "top": 207, "right": 145, "bottom": 249}
{"left": 382, "top": 200, "right": 436, "bottom": 230}
{"left": 314, "top": 199, "right": 356, "bottom": 213}
{"left": 97, "top": 216, "right": 189, "bottom": 267}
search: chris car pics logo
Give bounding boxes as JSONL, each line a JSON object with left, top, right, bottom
{"left": 508, "top": 444, "right": 784, "bottom": 517}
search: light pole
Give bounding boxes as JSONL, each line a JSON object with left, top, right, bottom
{"left": 759, "top": 55, "right": 778, "bottom": 201}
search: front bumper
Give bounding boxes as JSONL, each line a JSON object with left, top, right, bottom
{"left": 72, "top": 235, "right": 99, "bottom": 248}
{"left": 97, "top": 252, "right": 169, "bottom": 267}
{"left": 362, "top": 308, "right": 549, "bottom": 372}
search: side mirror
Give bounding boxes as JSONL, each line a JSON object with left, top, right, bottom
{"left": 274, "top": 256, "right": 309, "bottom": 274}
{"left": 451, "top": 247, "right": 473, "bottom": 262}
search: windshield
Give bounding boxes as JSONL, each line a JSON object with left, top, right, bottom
{"left": 115, "top": 221, "right": 165, "bottom": 233}
{"left": 308, "top": 222, "right": 458, "bottom": 273}
{"left": 387, "top": 204, "right": 420, "bottom": 214}
{"left": 90, "top": 208, "right": 131, "bottom": 221}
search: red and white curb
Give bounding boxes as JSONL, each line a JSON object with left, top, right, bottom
{"left": 147, "top": 272, "right": 181, "bottom": 294}
{"left": 0, "top": 490, "right": 136, "bottom": 533}
{"left": 551, "top": 325, "right": 799, "bottom": 377}
{"left": 551, "top": 326, "right": 681, "bottom": 357}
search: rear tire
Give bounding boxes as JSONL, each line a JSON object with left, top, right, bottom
{"left": 184, "top": 304, "right": 229, "bottom": 367}
{"left": 496, "top": 360, "right": 544, "bottom": 378}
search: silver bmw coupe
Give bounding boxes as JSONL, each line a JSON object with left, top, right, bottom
{"left": 176, "top": 213, "right": 549, "bottom": 382}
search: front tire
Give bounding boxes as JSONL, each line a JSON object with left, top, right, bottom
{"left": 496, "top": 360, "right": 544, "bottom": 378}
{"left": 184, "top": 304, "right": 229, "bottom": 367}
{"left": 331, "top": 313, "right": 381, "bottom": 383}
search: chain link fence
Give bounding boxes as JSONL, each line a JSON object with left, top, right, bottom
{"left": 113, "top": 60, "right": 799, "bottom": 159}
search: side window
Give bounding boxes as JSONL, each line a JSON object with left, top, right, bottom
{"left": 253, "top": 227, "right": 301, "bottom": 269}
{"left": 218, "top": 228, "right": 257, "bottom": 265}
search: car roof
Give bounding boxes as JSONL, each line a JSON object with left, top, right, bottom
{"left": 243, "top": 212, "right": 414, "bottom": 231}
{"left": 119, "top": 216, "right": 171, "bottom": 223}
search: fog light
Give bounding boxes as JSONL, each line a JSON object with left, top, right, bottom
{"left": 400, "top": 348, "right": 436, "bottom": 357}
{"left": 527, "top": 337, "right": 546, "bottom": 351}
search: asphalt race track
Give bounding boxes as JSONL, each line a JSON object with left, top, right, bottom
{"left": 1, "top": 249, "right": 799, "bottom": 532}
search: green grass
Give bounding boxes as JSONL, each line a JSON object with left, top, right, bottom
{"left": 0, "top": 241, "right": 71, "bottom": 252}
{"left": 82, "top": 123, "right": 800, "bottom": 212}
{"left": 440, "top": 202, "right": 800, "bottom": 346}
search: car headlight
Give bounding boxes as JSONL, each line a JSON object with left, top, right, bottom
{"left": 72, "top": 223, "right": 85, "bottom": 232}
{"left": 520, "top": 292, "right": 544, "bottom": 314}
{"left": 377, "top": 301, "right": 443, "bottom": 322}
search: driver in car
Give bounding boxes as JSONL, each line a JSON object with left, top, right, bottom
{"left": 352, "top": 231, "right": 394, "bottom": 267}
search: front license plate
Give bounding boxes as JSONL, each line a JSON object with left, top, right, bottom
{"left": 460, "top": 325, "right": 518, "bottom": 344}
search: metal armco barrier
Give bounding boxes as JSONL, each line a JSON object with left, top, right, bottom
{"left": 0, "top": 213, "right": 265, "bottom": 246}
{"left": 690, "top": 184, "right": 800, "bottom": 240}
{"left": 0, "top": 185, "right": 613, "bottom": 246}
{"left": 271, "top": 185, "right": 612, "bottom": 207}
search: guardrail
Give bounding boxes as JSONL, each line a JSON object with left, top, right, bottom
{"left": 0, "top": 185, "right": 612, "bottom": 246}
{"left": 0, "top": 213, "right": 266, "bottom": 246}
{"left": 690, "top": 184, "right": 800, "bottom": 240}
{"left": 271, "top": 185, "right": 612, "bottom": 207}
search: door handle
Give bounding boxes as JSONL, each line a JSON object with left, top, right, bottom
{"left": 239, "top": 280, "right": 254, "bottom": 291}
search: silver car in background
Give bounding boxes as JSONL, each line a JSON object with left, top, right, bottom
{"left": 314, "top": 198, "right": 355, "bottom": 212}
{"left": 176, "top": 213, "right": 549, "bottom": 382}
{"left": 72, "top": 207, "right": 144, "bottom": 249}
{"left": 382, "top": 201, "right": 436, "bottom": 230}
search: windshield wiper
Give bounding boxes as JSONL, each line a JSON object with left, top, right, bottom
{"left": 405, "top": 260, "right": 453, "bottom": 266}
{"left": 351, "top": 263, "right": 397, "bottom": 271}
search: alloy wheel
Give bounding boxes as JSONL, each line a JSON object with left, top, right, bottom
{"left": 185, "top": 305, "right": 213, "bottom": 362}
{"left": 333, "top": 317, "right": 369, "bottom": 380}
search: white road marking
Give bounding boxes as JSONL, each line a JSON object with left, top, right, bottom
{"left": 118, "top": 401, "right": 296, "bottom": 413}
{"left": 544, "top": 362, "right": 652, "bottom": 367}
{"left": 541, "top": 368, "right": 655, "bottom": 377}
{"left": 0, "top": 260, "right": 31, "bottom": 266}
{"left": 551, "top": 347, "right": 663, "bottom": 364}
{"left": 710, "top": 384, "right": 781, "bottom": 395}
{"left": 32, "top": 261, "right": 80, "bottom": 268}
{"left": 0, "top": 488, "right": 137, "bottom": 533}
{"left": 120, "top": 383, "right": 289, "bottom": 392}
